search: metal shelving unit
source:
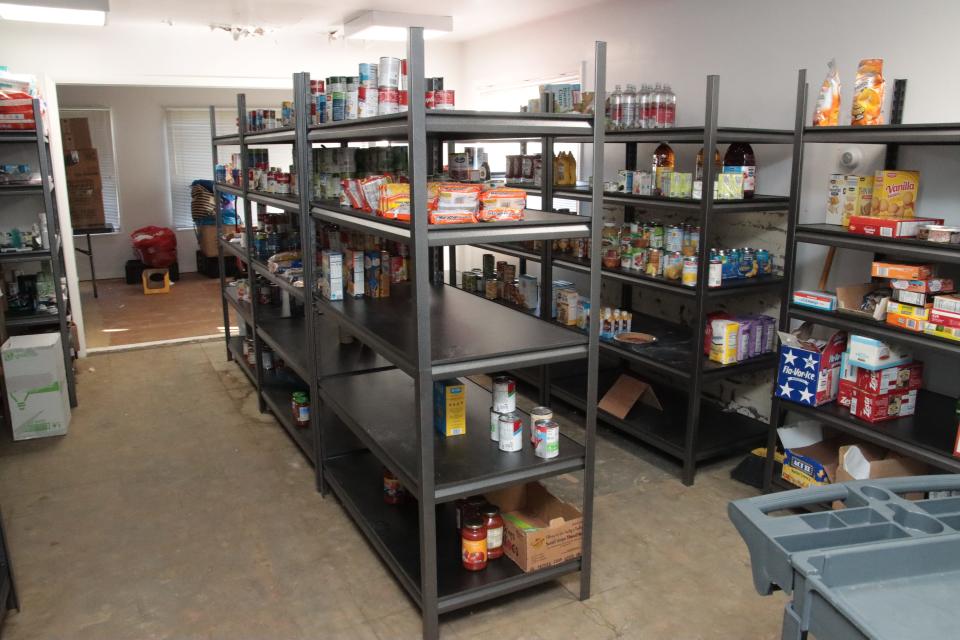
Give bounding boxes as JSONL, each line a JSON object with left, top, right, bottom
{"left": 295, "top": 29, "right": 605, "bottom": 640}
{"left": 763, "top": 70, "right": 960, "bottom": 490}
{"left": 479, "top": 75, "right": 793, "bottom": 485}
{"left": 0, "top": 99, "right": 77, "bottom": 407}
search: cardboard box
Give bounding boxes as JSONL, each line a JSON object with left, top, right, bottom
{"left": 598, "top": 374, "right": 662, "bottom": 419}
{"left": 484, "top": 482, "right": 582, "bottom": 573}
{"left": 848, "top": 215, "right": 944, "bottom": 238}
{"left": 832, "top": 444, "right": 927, "bottom": 508}
{"left": 934, "top": 294, "right": 960, "bottom": 314}
{"left": 885, "top": 300, "right": 929, "bottom": 332}
{"left": 64, "top": 148, "right": 101, "bottom": 177}
{"left": 710, "top": 318, "right": 740, "bottom": 365}
{"left": 838, "top": 353, "right": 858, "bottom": 407}
{"left": 364, "top": 251, "right": 389, "bottom": 298}
{"left": 891, "top": 289, "right": 931, "bottom": 307}
{"left": 838, "top": 378, "right": 856, "bottom": 407}
{"left": 826, "top": 174, "right": 873, "bottom": 227}
{"left": 871, "top": 170, "right": 919, "bottom": 218}
{"left": 793, "top": 290, "right": 837, "bottom": 311}
{"left": 344, "top": 249, "right": 364, "bottom": 298}
{"left": 929, "top": 308, "right": 960, "bottom": 330}
{"left": 886, "top": 300, "right": 930, "bottom": 318}
{"left": 518, "top": 274, "right": 538, "bottom": 310}
{"left": 197, "top": 225, "right": 218, "bottom": 258}
{"left": 850, "top": 386, "right": 917, "bottom": 423}
{"left": 433, "top": 379, "right": 466, "bottom": 437}
{"left": 60, "top": 117, "right": 92, "bottom": 149}
{"left": 3, "top": 334, "right": 71, "bottom": 440}
{"left": 776, "top": 324, "right": 847, "bottom": 407}
{"left": 924, "top": 321, "right": 960, "bottom": 342}
{"left": 779, "top": 422, "right": 842, "bottom": 488}
{"left": 886, "top": 312, "right": 926, "bottom": 332}
{"left": 836, "top": 283, "right": 889, "bottom": 321}
{"left": 854, "top": 361, "right": 923, "bottom": 395}
{"left": 556, "top": 288, "right": 579, "bottom": 326}
{"left": 891, "top": 278, "right": 955, "bottom": 294}
{"left": 67, "top": 196, "right": 106, "bottom": 228}
{"left": 847, "top": 334, "right": 912, "bottom": 371}
{"left": 871, "top": 261, "right": 933, "bottom": 280}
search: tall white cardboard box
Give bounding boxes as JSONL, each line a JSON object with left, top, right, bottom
{"left": 2, "top": 334, "right": 71, "bottom": 440}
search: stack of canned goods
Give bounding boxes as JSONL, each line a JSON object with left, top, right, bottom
{"left": 246, "top": 107, "right": 289, "bottom": 132}
{"left": 311, "top": 146, "right": 408, "bottom": 201}
{"left": 601, "top": 219, "right": 701, "bottom": 285}
{"left": 244, "top": 148, "right": 295, "bottom": 195}
{"left": 600, "top": 307, "right": 634, "bottom": 339}
{"left": 488, "top": 377, "right": 559, "bottom": 459}
{"left": 707, "top": 247, "right": 774, "bottom": 288}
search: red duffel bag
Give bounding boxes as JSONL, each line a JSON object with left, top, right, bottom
{"left": 131, "top": 226, "right": 177, "bottom": 267}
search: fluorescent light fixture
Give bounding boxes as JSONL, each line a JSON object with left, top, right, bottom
{"left": 0, "top": 0, "right": 108, "bottom": 26}
{"left": 343, "top": 10, "right": 452, "bottom": 41}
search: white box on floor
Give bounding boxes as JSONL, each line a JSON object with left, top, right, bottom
{"left": 2, "top": 334, "right": 71, "bottom": 440}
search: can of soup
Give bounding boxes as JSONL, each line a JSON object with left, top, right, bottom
{"left": 498, "top": 413, "right": 523, "bottom": 452}
{"left": 489, "top": 407, "right": 502, "bottom": 441}
{"left": 378, "top": 57, "right": 401, "bottom": 88}
{"left": 529, "top": 406, "right": 553, "bottom": 444}
{"left": 533, "top": 419, "right": 560, "bottom": 459}
{"left": 492, "top": 376, "right": 516, "bottom": 413}
{"left": 377, "top": 88, "right": 399, "bottom": 115}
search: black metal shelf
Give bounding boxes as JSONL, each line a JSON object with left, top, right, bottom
{"left": 213, "top": 133, "right": 240, "bottom": 145}
{"left": 789, "top": 305, "right": 960, "bottom": 357}
{"left": 220, "top": 237, "right": 247, "bottom": 263}
{"left": 227, "top": 336, "right": 257, "bottom": 386}
{"left": 251, "top": 259, "right": 305, "bottom": 301}
{"left": 321, "top": 369, "right": 586, "bottom": 503}
{"left": 803, "top": 123, "right": 960, "bottom": 145}
{"left": 243, "top": 126, "right": 296, "bottom": 144}
{"left": 552, "top": 186, "right": 790, "bottom": 213}
{"left": 0, "top": 249, "right": 51, "bottom": 262}
{"left": 0, "top": 131, "right": 38, "bottom": 143}
{"left": 559, "top": 126, "right": 794, "bottom": 145}
{"left": 795, "top": 223, "right": 960, "bottom": 265}
{"left": 0, "top": 183, "right": 43, "bottom": 196}
{"left": 323, "top": 450, "right": 583, "bottom": 616}
{"left": 262, "top": 379, "right": 315, "bottom": 465}
{"left": 311, "top": 200, "right": 590, "bottom": 247}
{"left": 315, "top": 282, "right": 588, "bottom": 379}
{"left": 313, "top": 311, "right": 395, "bottom": 379}
{"left": 255, "top": 306, "right": 309, "bottom": 382}
{"left": 5, "top": 312, "right": 60, "bottom": 328}
{"left": 214, "top": 182, "right": 243, "bottom": 198}
{"left": 223, "top": 285, "right": 253, "bottom": 325}
{"left": 247, "top": 190, "right": 300, "bottom": 212}
{"left": 781, "top": 390, "right": 960, "bottom": 473}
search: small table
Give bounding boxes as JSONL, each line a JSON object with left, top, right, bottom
{"left": 73, "top": 224, "right": 115, "bottom": 299}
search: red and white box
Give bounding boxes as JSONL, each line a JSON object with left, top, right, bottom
{"left": 854, "top": 361, "right": 923, "bottom": 395}
{"left": 838, "top": 353, "right": 859, "bottom": 407}
{"left": 890, "top": 278, "right": 955, "bottom": 294}
{"left": 848, "top": 215, "right": 944, "bottom": 238}
{"left": 933, "top": 294, "right": 960, "bottom": 315}
{"left": 850, "top": 386, "right": 917, "bottom": 423}
{"left": 929, "top": 307, "right": 960, "bottom": 330}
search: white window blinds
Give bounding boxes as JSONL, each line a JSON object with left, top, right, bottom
{"left": 60, "top": 108, "right": 120, "bottom": 230}
{"left": 164, "top": 109, "right": 234, "bottom": 229}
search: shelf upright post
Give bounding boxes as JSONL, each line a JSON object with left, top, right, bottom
{"left": 681, "top": 75, "right": 721, "bottom": 486}
{"left": 621, "top": 143, "right": 638, "bottom": 311}
{"left": 763, "top": 70, "right": 808, "bottom": 492}
{"left": 407, "top": 26, "right": 440, "bottom": 640}
{"left": 293, "top": 71, "right": 322, "bottom": 491}
{"left": 33, "top": 99, "right": 77, "bottom": 407}
{"left": 538, "top": 134, "right": 556, "bottom": 405}
{"left": 580, "top": 39, "right": 606, "bottom": 601}
{"left": 211, "top": 106, "right": 233, "bottom": 362}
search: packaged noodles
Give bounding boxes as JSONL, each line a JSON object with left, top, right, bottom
{"left": 430, "top": 182, "right": 480, "bottom": 224}
{"left": 478, "top": 187, "right": 526, "bottom": 222}
{"left": 850, "top": 59, "right": 884, "bottom": 126}
{"left": 813, "top": 58, "right": 841, "bottom": 127}
{"left": 378, "top": 183, "right": 410, "bottom": 221}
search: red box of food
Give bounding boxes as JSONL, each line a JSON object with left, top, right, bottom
{"left": 871, "top": 261, "right": 933, "bottom": 280}
{"left": 929, "top": 307, "right": 960, "bottom": 330}
{"left": 854, "top": 362, "right": 923, "bottom": 395}
{"left": 848, "top": 215, "right": 944, "bottom": 238}
{"left": 838, "top": 378, "right": 856, "bottom": 407}
{"left": 850, "top": 386, "right": 917, "bottom": 423}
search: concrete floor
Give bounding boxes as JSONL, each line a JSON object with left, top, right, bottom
{"left": 0, "top": 341, "right": 783, "bottom": 639}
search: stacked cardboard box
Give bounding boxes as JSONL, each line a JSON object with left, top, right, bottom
{"left": 61, "top": 118, "right": 106, "bottom": 228}
{"left": 837, "top": 335, "right": 921, "bottom": 423}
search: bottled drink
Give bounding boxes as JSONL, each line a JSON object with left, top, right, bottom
{"left": 652, "top": 83, "right": 666, "bottom": 129}
{"left": 609, "top": 84, "right": 624, "bottom": 130}
{"left": 651, "top": 142, "right": 675, "bottom": 196}
{"left": 663, "top": 84, "right": 677, "bottom": 127}
{"left": 695, "top": 146, "right": 721, "bottom": 182}
{"left": 638, "top": 84, "right": 651, "bottom": 129}
{"left": 622, "top": 84, "right": 638, "bottom": 130}
{"left": 723, "top": 142, "right": 757, "bottom": 199}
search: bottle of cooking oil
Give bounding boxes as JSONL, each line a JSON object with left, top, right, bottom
{"left": 695, "top": 146, "right": 721, "bottom": 182}
{"left": 651, "top": 142, "right": 675, "bottom": 196}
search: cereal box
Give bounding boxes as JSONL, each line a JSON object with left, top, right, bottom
{"left": 826, "top": 175, "right": 873, "bottom": 227}
{"left": 870, "top": 170, "right": 919, "bottom": 218}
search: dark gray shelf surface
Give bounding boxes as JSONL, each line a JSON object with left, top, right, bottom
{"left": 323, "top": 450, "right": 582, "bottom": 615}
{"left": 214, "top": 182, "right": 243, "bottom": 198}
{"left": 0, "top": 249, "right": 52, "bottom": 262}
{"left": 0, "top": 132, "right": 39, "bottom": 143}
{"left": 243, "top": 126, "right": 296, "bottom": 144}
{"left": 5, "top": 312, "right": 60, "bottom": 328}
{"left": 320, "top": 368, "right": 586, "bottom": 502}
{"left": 220, "top": 237, "right": 247, "bottom": 262}
{"left": 212, "top": 134, "right": 240, "bottom": 145}
{"left": 223, "top": 285, "right": 253, "bottom": 324}
{"left": 789, "top": 305, "right": 960, "bottom": 357}
{"left": 262, "top": 381, "right": 314, "bottom": 464}
{"left": 795, "top": 223, "right": 960, "bottom": 264}
{"left": 248, "top": 190, "right": 300, "bottom": 212}
{"left": 313, "top": 311, "right": 395, "bottom": 379}
{"left": 0, "top": 184, "right": 43, "bottom": 196}
{"left": 551, "top": 186, "right": 790, "bottom": 213}
{"left": 256, "top": 306, "right": 308, "bottom": 381}
{"left": 227, "top": 336, "right": 256, "bottom": 386}
{"left": 803, "top": 122, "right": 960, "bottom": 145}
{"left": 575, "top": 126, "right": 794, "bottom": 145}
{"left": 316, "top": 282, "right": 588, "bottom": 378}
{"left": 251, "top": 259, "right": 305, "bottom": 300}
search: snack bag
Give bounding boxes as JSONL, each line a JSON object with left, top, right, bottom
{"left": 851, "top": 59, "right": 884, "bottom": 126}
{"left": 340, "top": 178, "right": 366, "bottom": 211}
{"left": 478, "top": 187, "right": 526, "bottom": 222}
{"left": 378, "top": 183, "right": 411, "bottom": 222}
{"left": 429, "top": 183, "right": 480, "bottom": 224}
{"left": 359, "top": 175, "right": 390, "bottom": 213}
{"left": 813, "top": 58, "right": 841, "bottom": 127}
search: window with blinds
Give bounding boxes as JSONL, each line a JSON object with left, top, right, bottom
{"left": 60, "top": 108, "right": 121, "bottom": 230}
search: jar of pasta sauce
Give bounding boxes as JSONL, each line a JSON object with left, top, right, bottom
{"left": 461, "top": 516, "right": 488, "bottom": 571}
{"left": 480, "top": 503, "right": 504, "bottom": 560}
{"left": 383, "top": 469, "right": 403, "bottom": 505}
{"left": 291, "top": 391, "right": 310, "bottom": 428}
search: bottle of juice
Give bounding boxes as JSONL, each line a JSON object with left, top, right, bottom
{"left": 722, "top": 143, "right": 757, "bottom": 199}
{"left": 651, "top": 142, "right": 675, "bottom": 196}
{"left": 695, "top": 146, "right": 721, "bottom": 182}
{"left": 564, "top": 152, "right": 577, "bottom": 186}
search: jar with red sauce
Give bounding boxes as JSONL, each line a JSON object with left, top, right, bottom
{"left": 480, "top": 503, "right": 504, "bottom": 560}
{"left": 383, "top": 468, "right": 403, "bottom": 505}
{"left": 461, "top": 516, "right": 488, "bottom": 571}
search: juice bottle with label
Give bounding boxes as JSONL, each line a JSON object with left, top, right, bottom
{"left": 722, "top": 142, "right": 756, "bottom": 199}
{"left": 652, "top": 142, "right": 675, "bottom": 196}
{"left": 695, "top": 146, "right": 721, "bottom": 182}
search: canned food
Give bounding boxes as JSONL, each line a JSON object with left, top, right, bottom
{"left": 492, "top": 376, "right": 516, "bottom": 413}
{"left": 663, "top": 251, "right": 683, "bottom": 281}
{"left": 449, "top": 152, "right": 470, "bottom": 180}
{"left": 529, "top": 407, "right": 553, "bottom": 445}
{"left": 646, "top": 248, "right": 662, "bottom": 277}
{"left": 756, "top": 249, "right": 772, "bottom": 274}
{"left": 682, "top": 256, "right": 698, "bottom": 287}
{"left": 534, "top": 420, "right": 560, "bottom": 459}
{"left": 666, "top": 225, "right": 683, "bottom": 252}
{"left": 631, "top": 246, "right": 646, "bottom": 272}
{"left": 359, "top": 63, "right": 377, "bottom": 87}
{"left": 378, "top": 57, "right": 401, "bottom": 88}
{"left": 377, "top": 87, "right": 399, "bottom": 115}
{"left": 708, "top": 254, "right": 723, "bottom": 288}
{"left": 498, "top": 413, "right": 523, "bottom": 452}
{"left": 398, "top": 90, "right": 408, "bottom": 113}
{"left": 648, "top": 223, "right": 664, "bottom": 249}
{"left": 435, "top": 89, "right": 455, "bottom": 110}
{"left": 489, "top": 407, "right": 502, "bottom": 441}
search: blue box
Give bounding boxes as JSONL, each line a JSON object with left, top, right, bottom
{"left": 776, "top": 326, "right": 847, "bottom": 407}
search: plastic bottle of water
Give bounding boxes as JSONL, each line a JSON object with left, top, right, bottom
{"left": 622, "top": 84, "right": 638, "bottom": 130}
{"left": 609, "top": 84, "right": 624, "bottom": 130}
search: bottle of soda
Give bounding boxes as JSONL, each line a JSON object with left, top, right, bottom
{"left": 651, "top": 142, "right": 675, "bottom": 196}
{"left": 663, "top": 84, "right": 677, "bottom": 128}
{"left": 722, "top": 142, "right": 757, "bottom": 199}
{"left": 695, "top": 146, "right": 721, "bottom": 182}
{"left": 623, "top": 84, "right": 638, "bottom": 130}
{"left": 638, "top": 84, "right": 651, "bottom": 129}
{"left": 609, "top": 84, "right": 624, "bottom": 131}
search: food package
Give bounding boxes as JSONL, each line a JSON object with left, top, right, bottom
{"left": 826, "top": 175, "right": 873, "bottom": 227}
{"left": 360, "top": 175, "right": 389, "bottom": 213}
{"left": 0, "top": 86, "right": 37, "bottom": 131}
{"left": 429, "top": 182, "right": 480, "bottom": 225}
{"left": 478, "top": 187, "right": 526, "bottom": 222}
{"left": 813, "top": 58, "right": 841, "bottom": 127}
{"left": 871, "top": 170, "right": 919, "bottom": 218}
{"left": 850, "top": 59, "right": 884, "bottom": 126}
{"left": 378, "top": 183, "right": 410, "bottom": 221}
{"left": 340, "top": 178, "right": 366, "bottom": 211}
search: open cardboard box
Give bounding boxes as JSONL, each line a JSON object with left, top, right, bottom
{"left": 779, "top": 422, "right": 845, "bottom": 488}
{"left": 836, "top": 283, "right": 889, "bottom": 321}
{"left": 484, "top": 482, "right": 582, "bottom": 573}
{"left": 831, "top": 444, "right": 928, "bottom": 509}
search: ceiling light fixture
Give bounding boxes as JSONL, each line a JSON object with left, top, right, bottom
{"left": 343, "top": 10, "right": 452, "bottom": 41}
{"left": 0, "top": 0, "right": 108, "bottom": 26}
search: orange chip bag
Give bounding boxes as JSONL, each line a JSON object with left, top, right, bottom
{"left": 851, "top": 59, "right": 884, "bottom": 126}
{"left": 813, "top": 58, "right": 841, "bottom": 127}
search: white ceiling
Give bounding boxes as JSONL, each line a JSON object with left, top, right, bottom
{"left": 104, "top": 0, "right": 609, "bottom": 40}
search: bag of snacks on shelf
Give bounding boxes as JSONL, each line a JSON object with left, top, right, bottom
{"left": 360, "top": 175, "right": 390, "bottom": 213}
{"left": 378, "top": 183, "right": 411, "bottom": 221}
{"left": 812, "top": 58, "right": 841, "bottom": 127}
{"left": 478, "top": 187, "right": 527, "bottom": 222}
{"left": 341, "top": 178, "right": 366, "bottom": 210}
{"left": 850, "top": 59, "right": 884, "bottom": 126}
{"left": 429, "top": 183, "right": 480, "bottom": 224}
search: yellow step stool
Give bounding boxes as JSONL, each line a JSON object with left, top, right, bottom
{"left": 142, "top": 268, "right": 171, "bottom": 295}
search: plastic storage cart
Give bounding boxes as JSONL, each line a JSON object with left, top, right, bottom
{"left": 729, "top": 475, "right": 960, "bottom": 640}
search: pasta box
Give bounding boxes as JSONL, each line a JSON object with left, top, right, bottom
{"left": 778, "top": 422, "right": 842, "bottom": 488}
{"left": 848, "top": 215, "right": 943, "bottom": 238}
{"left": 929, "top": 307, "right": 960, "bottom": 330}
{"left": 924, "top": 322, "right": 960, "bottom": 343}
{"left": 792, "top": 290, "right": 837, "bottom": 311}
{"left": 871, "top": 261, "right": 933, "bottom": 280}
{"left": 934, "top": 294, "right": 960, "bottom": 314}
{"left": 776, "top": 324, "right": 847, "bottom": 407}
